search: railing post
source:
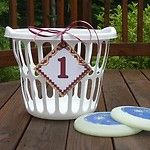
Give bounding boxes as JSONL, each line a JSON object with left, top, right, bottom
{"left": 27, "top": 0, "right": 35, "bottom": 26}
{"left": 42, "top": 0, "right": 50, "bottom": 27}
{"left": 9, "top": 0, "right": 17, "bottom": 28}
{"left": 70, "top": 0, "right": 78, "bottom": 22}
{"left": 56, "top": 0, "right": 64, "bottom": 27}
{"left": 104, "top": 0, "right": 110, "bottom": 27}
{"left": 122, "top": 0, "right": 128, "bottom": 42}
{"left": 137, "top": 0, "right": 144, "bottom": 43}
{"left": 81, "top": 0, "right": 92, "bottom": 24}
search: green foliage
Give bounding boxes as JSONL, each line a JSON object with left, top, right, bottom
{"left": 0, "top": 0, "right": 8, "bottom": 16}
{"left": 95, "top": 2, "right": 150, "bottom": 69}
{"left": 0, "top": 0, "right": 16, "bottom": 82}
{"left": 91, "top": 56, "right": 150, "bottom": 69}
{"left": 0, "top": 67, "right": 20, "bottom": 82}
{"left": 0, "top": 0, "right": 10, "bottom": 49}
{"left": 96, "top": 2, "right": 150, "bottom": 42}
{"left": 144, "top": 4, "right": 150, "bottom": 42}
{"left": 1, "top": 1, "right": 150, "bottom": 83}
{"left": 0, "top": 26, "right": 10, "bottom": 50}
{"left": 106, "top": 56, "right": 150, "bottom": 69}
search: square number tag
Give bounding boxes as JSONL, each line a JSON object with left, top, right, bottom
{"left": 35, "top": 41, "right": 92, "bottom": 96}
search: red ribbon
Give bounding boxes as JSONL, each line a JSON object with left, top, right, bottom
{"left": 28, "top": 20, "right": 99, "bottom": 45}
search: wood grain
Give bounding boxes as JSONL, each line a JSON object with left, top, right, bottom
{"left": 0, "top": 80, "right": 20, "bottom": 109}
{"left": 137, "top": 0, "right": 144, "bottom": 42}
{"left": 66, "top": 93, "right": 113, "bottom": 150}
{"left": 103, "top": 70, "right": 150, "bottom": 150}
{"left": 122, "top": 0, "right": 128, "bottom": 42}
{"left": 141, "top": 70, "right": 150, "bottom": 80}
{"left": 42, "top": 0, "right": 50, "bottom": 27}
{"left": 0, "top": 50, "right": 17, "bottom": 68}
{"left": 16, "top": 118, "right": 69, "bottom": 150}
{"left": 70, "top": 0, "right": 78, "bottom": 22}
{"left": 81, "top": 0, "right": 92, "bottom": 23}
{"left": 0, "top": 87, "right": 31, "bottom": 150}
{"left": 2, "top": 43, "right": 150, "bottom": 68}
{"left": 0, "top": 71, "right": 150, "bottom": 150}
{"left": 27, "top": 0, "right": 35, "bottom": 26}
{"left": 56, "top": 0, "right": 64, "bottom": 27}
{"left": 104, "top": 0, "right": 110, "bottom": 27}
{"left": 109, "top": 43, "right": 150, "bottom": 56}
{"left": 121, "top": 70, "right": 150, "bottom": 107}
{"left": 9, "top": 0, "right": 17, "bottom": 28}
{"left": 103, "top": 70, "right": 137, "bottom": 110}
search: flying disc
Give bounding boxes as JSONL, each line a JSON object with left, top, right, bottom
{"left": 111, "top": 106, "right": 150, "bottom": 131}
{"left": 74, "top": 112, "right": 141, "bottom": 137}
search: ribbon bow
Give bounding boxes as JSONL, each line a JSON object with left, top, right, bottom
{"left": 28, "top": 20, "right": 99, "bottom": 45}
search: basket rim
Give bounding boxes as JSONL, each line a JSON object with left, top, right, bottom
{"left": 5, "top": 26, "right": 117, "bottom": 41}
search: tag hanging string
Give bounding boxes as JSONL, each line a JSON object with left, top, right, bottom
{"left": 28, "top": 20, "right": 100, "bottom": 45}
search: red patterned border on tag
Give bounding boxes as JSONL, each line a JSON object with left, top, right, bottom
{"left": 35, "top": 41, "right": 93, "bottom": 96}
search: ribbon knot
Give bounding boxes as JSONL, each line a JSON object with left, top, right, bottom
{"left": 28, "top": 20, "right": 99, "bottom": 45}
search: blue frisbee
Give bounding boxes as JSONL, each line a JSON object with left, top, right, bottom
{"left": 111, "top": 106, "right": 150, "bottom": 131}
{"left": 74, "top": 112, "right": 141, "bottom": 137}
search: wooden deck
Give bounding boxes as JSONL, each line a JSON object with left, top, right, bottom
{"left": 0, "top": 70, "right": 150, "bottom": 150}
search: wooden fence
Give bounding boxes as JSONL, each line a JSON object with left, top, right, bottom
{"left": 0, "top": 0, "right": 150, "bottom": 68}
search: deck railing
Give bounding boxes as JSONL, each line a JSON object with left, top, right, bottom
{"left": 0, "top": 0, "right": 150, "bottom": 68}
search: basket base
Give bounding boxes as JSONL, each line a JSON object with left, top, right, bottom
{"left": 24, "top": 97, "right": 97, "bottom": 120}
{"left": 27, "top": 108, "right": 96, "bottom": 120}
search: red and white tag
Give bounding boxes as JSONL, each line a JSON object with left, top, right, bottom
{"left": 35, "top": 41, "right": 92, "bottom": 96}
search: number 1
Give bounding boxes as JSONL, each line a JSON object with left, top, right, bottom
{"left": 58, "top": 57, "right": 68, "bottom": 78}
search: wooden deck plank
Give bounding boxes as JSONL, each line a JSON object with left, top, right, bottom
{"left": 113, "top": 131, "right": 150, "bottom": 150}
{"left": 16, "top": 84, "right": 69, "bottom": 150}
{"left": 0, "top": 87, "right": 31, "bottom": 150}
{"left": 16, "top": 118, "right": 69, "bottom": 150}
{"left": 0, "top": 70, "right": 150, "bottom": 150}
{"left": 0, "top": 80, "right": 20, "bottom": 109}
{"left": 141, "top": 70, "right": 150, "bottom": 81}
{"left": 121, "top": 70, "right": 150, "bottom": 107}
{"left": 97, "top": 92, "right": 108, "bottom": 112}
{"left": 66, "top": 94, "right": 114, "bottom": 150}
{"left": 103, "top": 70, "right": 137, "bottom": 111}
{"left": 103, "top": 70, "right": 150, "bottom": 150}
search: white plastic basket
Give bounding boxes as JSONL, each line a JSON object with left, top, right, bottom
{"left": 5, "top": 26, "right": 116, "bottom": 120}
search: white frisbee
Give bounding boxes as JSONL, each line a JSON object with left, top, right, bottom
{"left": 74, "top": 112, "right": 141, "bottom": 137}
{"left": 111, "top": 106, "right": 150, "bottom": 131}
